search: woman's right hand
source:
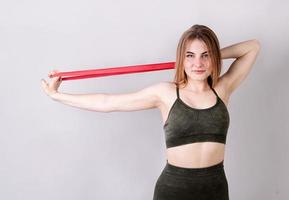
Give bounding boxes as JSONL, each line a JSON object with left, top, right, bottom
{"left": 41, "top": 70, "right": 62, "bottom": 98}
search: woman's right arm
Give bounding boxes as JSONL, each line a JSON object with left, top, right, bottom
{"left": 41, "top": 70, "right": 165, "bottom": 113}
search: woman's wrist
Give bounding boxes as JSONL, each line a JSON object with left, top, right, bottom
{"left": 50, "top": 91, "right": 60, "bottom": 100}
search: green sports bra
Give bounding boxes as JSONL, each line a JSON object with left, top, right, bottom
{"left": 163, "top": 84, "right": 230, "bottom": 148}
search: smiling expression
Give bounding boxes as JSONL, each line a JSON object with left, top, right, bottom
{"left": 183, "top": 39, "right": 213, "bottom": 81}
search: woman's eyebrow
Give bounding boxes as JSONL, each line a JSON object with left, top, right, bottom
{"left": 186, "top": 51, "right": 209, "bottom": 54}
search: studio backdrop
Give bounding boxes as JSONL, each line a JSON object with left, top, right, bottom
{"left": 0, "top": 0, "right": 288, "bottom": 200}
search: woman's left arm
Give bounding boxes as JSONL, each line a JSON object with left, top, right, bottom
{"left": 220, "top": 39, "right": 261, "bottom": 95}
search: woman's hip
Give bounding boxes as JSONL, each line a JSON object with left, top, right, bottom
{"left": 153, "top": 160, "right": 229, "bottom": 200}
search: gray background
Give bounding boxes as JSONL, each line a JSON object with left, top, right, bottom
{"left": 1, "top": 0, "right": 288, "bottom": 199}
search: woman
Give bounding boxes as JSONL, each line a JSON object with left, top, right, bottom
{"left": 41, "top": 24, "right": 260, "bottom": 200}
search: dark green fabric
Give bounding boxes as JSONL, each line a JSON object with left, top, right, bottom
{"left": 163, "top": 84, "right": 230, "bottom": 148}
{"left": 153, "top": 160, "right": 229, "bottom": 200}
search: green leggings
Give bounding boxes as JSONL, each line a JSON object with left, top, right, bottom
{"left": 153, "top": 160, "right": 229, "bottom": 200}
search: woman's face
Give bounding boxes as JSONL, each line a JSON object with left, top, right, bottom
{"left": 183, "top": 39, "right": 212, "bottom": 81}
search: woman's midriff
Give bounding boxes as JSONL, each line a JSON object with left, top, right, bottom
{"left": 166, "top": 142, "right": 225, "bottom": 168}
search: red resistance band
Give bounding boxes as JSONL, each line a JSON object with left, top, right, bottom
{"left": 50, "top": 62, "right": 175, "bottom": 81}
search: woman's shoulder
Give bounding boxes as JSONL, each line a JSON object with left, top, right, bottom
{"left": 153, "top": 81, "right": 176, "bottom": 93}
{"left": 152, "top": 81, "right": 177, "bottom": 105}
{"left": 140, "top": 81, "right": 175, "bottom": 97}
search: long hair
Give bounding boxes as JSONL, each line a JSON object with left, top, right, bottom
{"left": 173, "top": 24, "right": 222, "bottom": 88}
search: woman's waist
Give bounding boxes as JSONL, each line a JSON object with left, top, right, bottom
{"left": 166, "top": 142, "right": 225, "bottom": 168}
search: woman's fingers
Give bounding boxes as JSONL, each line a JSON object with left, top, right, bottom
{"left": 41, "top": 78, "right": 58, "bottom": 96}
{"left": 41, "top": 79, "right": 46, "bottom": 88}
{"left": 48, "top": 70, "right": 60, "bottom": 78}
{"left": 48, "top": 70, "right": 62, "bottom": 82}
{"left": 41, "top": 79, "right": 50, "bottom": 95}
{"left": 42, "top": 70, "right": 62, "bottom": 97}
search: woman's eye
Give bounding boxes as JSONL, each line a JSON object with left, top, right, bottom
{"left": 203, "top": 54, "right": 209, "bottom": 58}
{"left": 186, "top": 54, "right": 193, "bottom": 57}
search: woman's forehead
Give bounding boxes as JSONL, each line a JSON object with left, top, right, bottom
{"left": 185, "top": 39, "right": 208, "bottom": 53}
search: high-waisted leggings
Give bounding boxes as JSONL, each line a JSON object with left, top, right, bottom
{"left": 153, "top": 160, "right": 229, "bottom": 200}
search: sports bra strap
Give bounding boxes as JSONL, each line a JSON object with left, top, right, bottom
{"left": 210, "top": 86, "right": 219, "bottom": 98}
{"left": 175, "top": 83, "right": 218, "bottom": 99}
{"left": 176, "top": 85, "right": 180, "bottom": 98}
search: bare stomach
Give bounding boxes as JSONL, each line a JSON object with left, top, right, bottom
{"left": 166, "top": 142, "right": 225, "bottom": 168}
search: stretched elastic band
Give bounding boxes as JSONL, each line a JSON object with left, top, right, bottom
{"left": 50, "top": 62, "right": 175, "bottom": 81}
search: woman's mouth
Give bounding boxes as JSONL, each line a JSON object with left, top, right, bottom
{"left": 193, "top": 70, "right": 206, "bottom": 74}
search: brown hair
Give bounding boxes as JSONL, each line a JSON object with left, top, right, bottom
{"left": 173, "top": 24, "right": 222, "bottom": 88}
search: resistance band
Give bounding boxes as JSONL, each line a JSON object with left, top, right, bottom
{"left": 50, "top": 62, "right": 175, "bottom": 81}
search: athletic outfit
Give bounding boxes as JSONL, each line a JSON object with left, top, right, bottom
{"left": 153, "top": 83, "right": 230, "bottom": 200}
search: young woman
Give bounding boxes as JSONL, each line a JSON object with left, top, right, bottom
{"left": 41, "top": 24, "right": 260, "bottom": 200}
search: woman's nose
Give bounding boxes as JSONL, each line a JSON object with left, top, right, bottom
{"left": 194, "top": 58, "right": 202, "bottom": 67}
